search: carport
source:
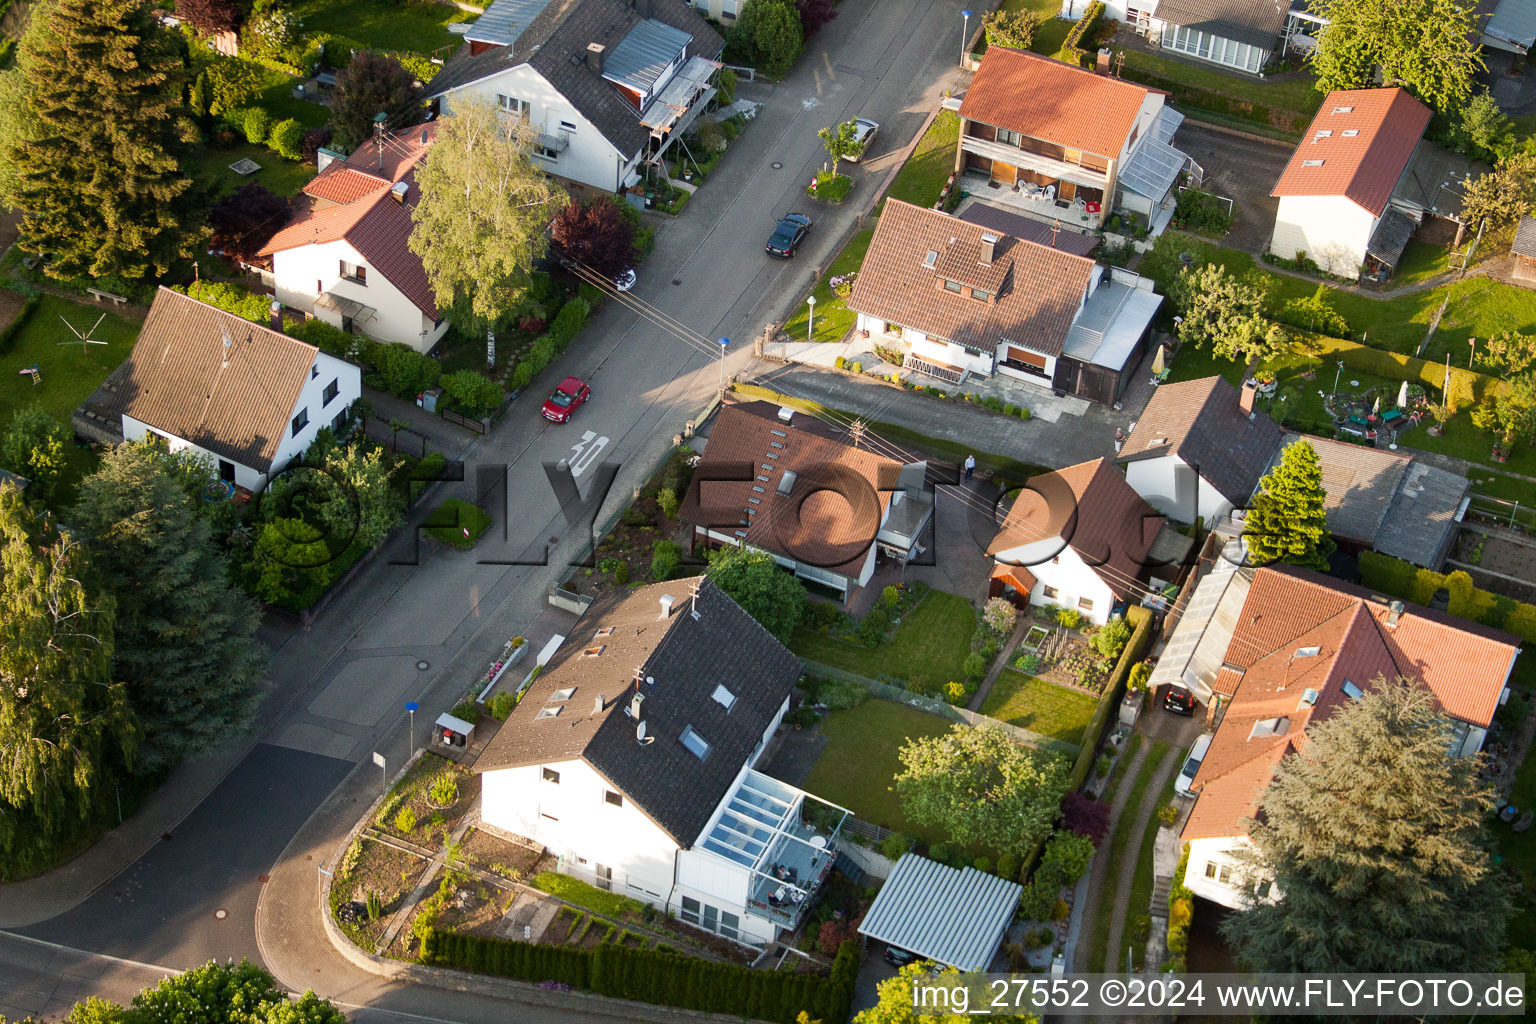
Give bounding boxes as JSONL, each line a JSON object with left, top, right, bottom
{"left": 857, "top": 854, "right": 1022, "bottom": 972}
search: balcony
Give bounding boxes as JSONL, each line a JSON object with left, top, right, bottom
{"left": 960, "top": 134, "right": 1108, "bottom": 192}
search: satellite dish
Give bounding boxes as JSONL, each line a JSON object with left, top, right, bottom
{"left": 636, "top": 720, "right": 653, "bottom": 745}
{"left": 58, "top": 313, "right": 109, "bottom": 349}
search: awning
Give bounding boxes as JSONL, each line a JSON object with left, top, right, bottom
{"left": 990, "top": 562, "right": 1038, "bottom": 594}
{"left": 1366, "top": 207, "right": 1417, "bottom": 268}
{"left": 314, "top": 292, "right": 377, "bottom": 323}
{"left": 1120, "top": 110, "right": 1189, "bottom": 202}
{"left": 858, "top": 854, "right": 1022, "bottom": 972}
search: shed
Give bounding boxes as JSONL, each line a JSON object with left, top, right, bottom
{"left": 857, "top": 854, "right": 1022, "bottom": 971}
{"left": 1513, "top": 216, "right": 1536, "bottom": 283}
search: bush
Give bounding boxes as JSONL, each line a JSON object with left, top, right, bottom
{"left": 372, "top": 343, "right": 440, "bottom": 398}
{"left": 945, "top": 681, "right": 967, "bottom": 704}
{"left": 1050, "top": 899, "right": 1070, "bottom": 921}
{"left": 834, "top": 356, "right": 846, "bottom": 369}
{"left": 1090, "top": 616, "right": 1133, "bottom": 665}
{"left": 856, "top": 604, "right": 889, "bottom": 647}
{"left": 880, "top": 833, "right": 913, "bottom": 860}
{"left": 1171, "top": 187, "right": 1233, "bottom": 235}
{"left": 1018, "top": 406, "right": 1031, "bottom": 420}
{"left": 268, "top": 116, "right": 303, "bottom": 160}
{"left": 1040, "top": 831, "right": 1095, "bottom": 887}
{"left": 997, "top": 852, "right": 1020, "bottom": 881}
{"left": 973, "top": 856, "right": 992, "bottom": 874}
{"left": 1498, "top": 692, "right": 1530, "bottom": 732}
{"left": 819, "top": 677, "right": 868, "bottom": 711}
{"left": 424, "top": 498, "right": 492, "bottom": 549}
{"left": 1069, "top": 606, "right": 1153, "bottom": 790}
{"left": 963, "top": 651, "right": 987, "bottom": 680}
{"left": 1157, "top": 802, "right": 1178, "bottom": 826}
{"left": 650, "top": 540, "right": 681, "bottom": 581}
{"left": 1060, "top": 792, "right": 1110, "bottom": 846}
{"left": 850, "top": 361, "right": 862, "bottom": 374}
{"left": 429, "top": 772, "right": 459, "bottom": 806}
{"left": 439, "top": 369, "right": 505, "bottom": 418}
{"left": 286, "top": 316, "right": 354, "bottom": 357}
{"left": 0, "top": 292, "right": 39, "bottom": 355}
{"left": 883, "top": 584, "right": 900, "bottom": 609}
{"left": 1055, "top": 607, "right": 1084, "bottom": 629}
{"left": 366, "top": 891, "right": 382, "bottom": 920}
{"left": 548, "top": 298, "right": 591, "bottom": 351}
{"left": 176, "top": 279, "right": 272, "bottom": 323}
{"left": 983, "top": 596, "right": 1018, "bottom": 636}
{"left": 1128, "top": 662, "right": 1152, "bottom": 692}
{"left": 396, "top": 806, "right": 418, "bottom": 833}
{"left": 929, "top": 842, "right": 950, "bottom": 865}
{"left": 614, "top": 561, "right": 631, "bottom": 585}
{"left": 1360, "top": 550, "right": 1536, "bottom": 644}
{"left": 302, "top": 125, "right": 334, "bottom": 163}
{"left": 656, "top": 486, "right": 679, "bottom": 520}
{"left": 242, "top": 106, "right": 272, "bottom": 145}
{"left": 1017, "top": 878, "right": 1056, "bottom": 921}
{"left": 982, "top": 7, "right": 1042, "bottom": 48}
{"left": 1058, "top": 0, "right": 1104, "bottom": 65}
{"left": 489, "top": 691, "right": 516, "bottom": 721}
{"left": 1094, "top": 753, "right": 1113, "bottom": 778}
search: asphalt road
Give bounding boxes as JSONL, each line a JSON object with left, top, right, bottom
{"left": 0, "top": 0, "right": 978, "bottom": 1016}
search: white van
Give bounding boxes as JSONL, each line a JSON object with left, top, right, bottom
{"left": 1174, "top": 733, "right": 1214, "bottom": 797}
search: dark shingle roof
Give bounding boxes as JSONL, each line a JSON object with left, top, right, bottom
{"left": 957, "top": 203, "right": 1100, "bottom": 257}
{"left": 1151, "top": 0, "right": 1288, "bottom": 49}
{"left": 427, "top": 0, "right": 722, "bottom": 155}
{"left": 1271, "top": 432, "right": 1408, "bottom": 546}
{"left": 1117, "top": 376, "right": 1283, "bottom": 506}
{"left": 474, "top": 577, "right": 802, "bottom": 846}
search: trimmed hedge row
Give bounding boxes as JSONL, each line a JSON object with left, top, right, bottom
{"left": 1057, "top": 1, "right": 1104, "bottom": 67}
{"left": 421, "top": 929, "right": 860, "bottom": 1024}
{"left": 0, "top": 292, "right": 40, "bottom": 355}
{"left": 1116, "top": 64, "right": 1313, "bottom": 136}
{"left": 1068, "top": 604, "right": 1153, "bottom": 791}
{"left": 509, "top": 298, "right": 592, "bottom": 391}
{"left": 1359, "top": 551, "right": 1536, "bottom": 643}
{"left": 1304, "top": 333, "right": 1503, "bottom": 409}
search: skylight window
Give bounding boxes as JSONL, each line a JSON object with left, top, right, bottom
{"left": 1341, "top": 129, "right": 1359, "bottom": 137}
{"left": 550, "top": 687, "right": 577, "bottom": 701}
{"left": 1298, "top": 688, "right": 1319, "bottom": 708}
{"left": 680, "top": 725, "right": 711, "bottom": 760}
{"left": 583, "top": 645, "right": 605, "bottom": 657}
{"left": 922, "top": 249, "right": 938, "bottom": 268}
{"left": 1250, "top": 716, "right": 1290, "bottom": 739}
{"left": 1342, "top": 679, "right": 1363, "bottom": 700}
{"left": 1294, "top": 646, "right": 1321, "bottom": 658}
{"left": 536, "top": 705, "right": 562, "bottom": 720}
{"left": 1314, "top": 130, "right": 1332, "bottom": 139}
{"left": 594, "top": 626, "right": 615, "bottom": 638}
{"left": 1302, "top": 159, "right": 1325, "bottom": 167}
{"left": 711, "top": 684, "right": 736, "bottom": 711}
{"left": 1332, "top": 105, "right": 1354, "bottom": 114}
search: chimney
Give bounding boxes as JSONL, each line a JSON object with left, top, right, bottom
{"left": 1429, "top": 587, "right": 1451, "bottom": 611}
{"left": 268, "top": 300, "right": 282, "bottom": 333}
{"left": 629, "top": 690, "right": 645, "bottom": 720}
{"left": 585, "top": 42, "right": 606, "bottom": 74}
{"left": 1239, "top": 379, "right": 1257, "bottom": 418}
{"left": 391, "top": 181, "right": 409, "bottom": 205}
{"left": 659, "top": 594, "right": 675, "bottom": 619}
{"left": 1386, "top": 599, "right": 1404, "bottom": 628}
{"left": 979, "top": 232, "right": 998, "bottom": 266}
{"left": 592, "top": 694, "right": 605, "bottom": 716}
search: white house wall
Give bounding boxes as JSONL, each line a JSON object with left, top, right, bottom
{"left": 1269, "top": 195, "right": 1378, "bottom": 279}
{"left": 480, "top": 759, "right": 681, "bottom": 900}
{"left": 995, "top": 540, "right": 1119, "bottom": 624}
{"left": 440, "top": 64, "right": 640, "bottom": 194}
{"left": 120, "top": 349, "right": 358, "bottom": 492}
{"left": 1124, "top": 456, "right": 1234, "bottom": 524}
{"left": 272, "top": 237, "right": 447, "bottom": 353}
{"left": 1184, "top": 836, "right": 1264, "bottom": 910}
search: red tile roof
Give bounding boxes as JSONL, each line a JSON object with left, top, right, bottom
{"left": 260, "top": 125, "right": 442, "bottom": 319}
{"left": 846, "top": 199, "right": 1095, "bottom": 358}
{"left": 1271, "top": 87, "right": 1431, "bottom": 217}
{"left": 1180, "top": 564, "right": 1520, "bottom": 841}
{"left": 959, "top": 47, "right": 1154, "bottom": 159}
{"left": 987, "top": 458, "right": 1160, "bottom": 599}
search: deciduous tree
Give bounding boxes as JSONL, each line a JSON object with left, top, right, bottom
{"left": 982, "top": 9, "right": 1041, "bottom": 50}
{"left": 1471, "top": 371, "right": 1536, "bottom": 448}
{"left": 70, "top": 442, "right": 265, "bottom": 772}
{"left": 208, "top": 183, "right": 290, "bottom": 262}
{"left": 731, "top": 0, "right": 803, "bottom": 79}
{"left": 1243, "top": 437, "right": 1335, "bottom": 571}
{"left": 1480, "top": 329, "right": 1536, "bottom": 376}
{"left": 410, "top": 98, "right": 564, "bottom": 343}
{"left": 1169, "top": 262, "right": 1289, "bottom": 363}
{"left": 1461, "top": 153, "right": 1536, "bottom": 229}
{"left": 330, "top": 51, "right": 423, "bottom": 152}
{"left": 1223, "top": 676, "right": 1508, "bottom": 973}
{"left": 817, "top": 119, "right": 859, "bottom": 179}
{"left": 0, "top": 407, "right": 68, "bottom": 499}
{"left": 705, "top": 546, "right": 807, "bottom": 640}
{"left": 550, "top": 195, "right": 637, "bottom": 280}
{"left": 856, "top": 960, "right": 1039, "bottom": 1024}
{"left": 176, "top": 0, "right": 248, "bottom": 34}
{"left": 793, "top": 0, "right": 837, "bottom": 37}
{"left": 894, "top": 725, "right": 1068, "bottom": 860}
{"left": 1308, "top": 0, "right": 1485, "bottom": 114}
{"left": 7, "top": 0, "right": 203, "bottom": 282}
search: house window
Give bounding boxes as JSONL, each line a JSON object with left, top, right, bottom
{"left": 322, "top": 378, "right": 340, "bottom": 406}
{"left": 1078, "top": 596, "right": 1094, "bottom": 612}
{"left": 311, "top": 365, "right": 319, "bottom": 380}
{"left": 291, "top": 408, "right": 309, "bottom": 437}
{"left": 943, "top": 279, "right": 963, "bottom": 293}
{"left": 541, "top": 767, "right": 561, "bottom": 784}
{"left": 339, "top": 260, "right": 366, "bottom": 284}
{"left": 604, "top": 790, "right": 623, "bottom": 807}
{"left": 1043, "top": 586, "right": 1059, "bottom": 599}
{"left": 496, "top": 94, "right": 530, "bottom": 115}
{"left": 996, "top": 128, "right": 1020, "bottom": 146}
{"left": 559, "top": 120, "right": 577, "bottom": 134}
{"left": 331, "top": 410, "right": 346, "bottom": 433}
{"left": 711, "top": 684, "right": 736, "bottom": 711}
{"left": 970, "top": 288, "right": 991, "bottom": 301}
{"left": 535, "top": 143, "right": 561, "bottom": 160}
{"left": 1204, "top": 861, "right": 1232, "bottom": 884}
{"left": 680, "top": 725, "right": 711, "bottom": 760}
{"left": 680, "top": 896, "right": 701, "bottom": 924}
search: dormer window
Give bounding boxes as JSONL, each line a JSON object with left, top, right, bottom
{"left": 943, "top": 279, "right": 962, "bottom": 293}
{"left": 1250, "top": 716, "right": 1290, "bottom": 739}
{"left": 970, "top": 288, "right": 991, "bottom": 301}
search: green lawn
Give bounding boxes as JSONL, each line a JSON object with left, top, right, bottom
{"left": 1087, "top": 738, "right": 1167, "bottom": 972}
{"left": 780, "top": 226, "right": 874, "bottom": 344}
{"left": 980, "top": 670, "right": 1098, "bottom": 746}
{"left": 881, "top": 110, "right": 960, "bottom": 212}
{"left": 1120, "top": 50, "right": 1320, "bottom": 125}
{"left": 1125, "top": 753, "right": 1181, "bottom": 969}
{"left": 790, "top": 589, "right": 978, "bottom": 690}
{"left": 802, "top": 698, "right": 956, "bottom": 842}
{"left": 1501, "top": 734, "right": 1536, "bottom": 947}
{"left": 290, "top": 0, "right": 475, "bottom": 56}
{"left": 0, "top": 293, "right": 140, "bottom": 503}
{"left": 188, "top": 141, "right": 315, "bottom": 200}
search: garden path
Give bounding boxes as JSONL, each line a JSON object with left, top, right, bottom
{"left": 1070, "top": 740, "right": 1152, "bottom": 973}
{"left": 1099, "top": 747, "right": 1180, "bottom": 975}
{"left": 966, "top": 615, "right": 1029, "bottom": 713}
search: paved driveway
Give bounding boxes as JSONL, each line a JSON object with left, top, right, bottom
{"left": 1176, "top": 122, "right": 1294, "bottom": 254}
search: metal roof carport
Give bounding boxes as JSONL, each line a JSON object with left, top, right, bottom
{"left": 857, "top": 854, "right": 1022, "bottom": 972}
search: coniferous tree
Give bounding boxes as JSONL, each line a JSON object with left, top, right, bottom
{"left": 1243, "top": 437, "right": 1335, "bottom": 571}
{"left": 1223, "top": 676, "right": 1508, "bottom": 973}
{"left": 70, "top": 442, "right": 265, "bottom": 772}
{"left": 7, "top": 0, "right": 203, "bottom": 282}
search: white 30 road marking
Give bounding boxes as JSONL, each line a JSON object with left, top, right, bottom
{"left": 569, "top": 431, "right": 609, "bottom": 477}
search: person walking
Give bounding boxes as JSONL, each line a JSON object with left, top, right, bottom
{"left": 964, "top": 454, "right": 976, "bottom": 480}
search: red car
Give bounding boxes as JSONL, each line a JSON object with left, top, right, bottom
{"left": 541, "top": 376, "right": 590, "bottom": 423}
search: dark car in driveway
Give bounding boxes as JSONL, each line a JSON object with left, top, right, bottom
{"left": 1163, "top": 685, "right": 1196, "bottom": 716}
{"left": 541, "top": 375, "right": 590, "bottom": 423}
{"left": 883, "top": 944, "right": 919, "bottom": 967}
{"left": 766, "top": 213, "right": 813, "bottom": 257}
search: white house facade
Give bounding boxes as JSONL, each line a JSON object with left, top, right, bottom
{"left": 271, "top": 236, "right": 448, "bottom": 352}
{"left": 1060, "top": 0, "right": 1289, "bottom": 75}
{"left": 1269, "top": 193, "right": 1381, "bottom": 278}
{"left": 1122, "top": 456, "right": 1236, "bottom": 525}
{"left": 992, "top": 540, "right": 1118, "bottom": 626}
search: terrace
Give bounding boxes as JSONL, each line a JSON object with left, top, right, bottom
{"left": 697, "top": 769, "right": 848, "bottom": 931}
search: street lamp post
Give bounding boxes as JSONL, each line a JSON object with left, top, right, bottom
{"left": 807, "top": 295, "right": 816, "bottom": 341}
{"left": 1333, "top": 359, "right": 1344, "bottom": 396}
{"left": 961, "top": 10, "right": 972, "bottom": 67}
{"left": 405, "top": 700, "right": 419, "bottom": 753}
{"left": 717, "top": 337, "right": 730, "bottom": 392}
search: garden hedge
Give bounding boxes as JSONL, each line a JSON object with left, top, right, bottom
{"left": 421, "top": 929, "right": 860, "bottom": 1024}
{"left": 1304, "top": 333, "right": 1503, "bottom": 408}
{"left": 1358, "top": 551, "right": 1536, "bottom": 643}
{"left": 510, "top": 298, "right": 592, "bottom": 391}
{"left": 0, "top": 292, "right": 40, "bottom": 354}
{"left": 1115, "top": 65, "right": 1312, "bottom": 135}
{"left": 1057, "top": 1, "right": 1104, "bottom": 66}
{"left": 1068, "top": 604, "right": 1153, "bottom": 791}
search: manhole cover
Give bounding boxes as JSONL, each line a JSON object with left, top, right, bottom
{"left": 161, "top": 832, "right": 173, "bottom": 841}
{"left": 416, "top": 660, "right": 430, "bottom": 671}
{"left": 771, "top": 161, "right": 783, "bottom": 169}
{"left": 549, "top": 536, "right": 560, "bottom": 545}
{"left": 258, "top": 873, "right": 270, "bottom": 883}
{"left": 671, "top": 279, "right": 682, "bottom": 286}
{"left": 215, "top": 909, "right": 228, "bottom": 920}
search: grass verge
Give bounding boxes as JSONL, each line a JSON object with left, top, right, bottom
{"left": 881, "top": 110, "right": 959, "bottom": 212}
{"left": 790, "top": 589, "right": 978, "bottom": 687}
{"left": 779, "top": 225, "right": 875, "bottom": 343}
{"left": 980, "top": 670, "right": 1098, "bottom": 746}
{"left": 425, "top": 497, "right": 493, "bottom": 549}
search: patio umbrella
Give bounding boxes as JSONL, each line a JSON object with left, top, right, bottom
{"left": 1397, "top": 380, "right": 1409, "bottom": 409}
{"left": 1151, "top": 345, "right": 1165, "bottom": 375}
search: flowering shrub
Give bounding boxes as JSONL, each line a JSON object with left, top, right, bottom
{"left": 830, "top": 272, "right": 857, "bottom": 299}
{"left": 982, "top": 596, "right": 1017, "bottom": 637}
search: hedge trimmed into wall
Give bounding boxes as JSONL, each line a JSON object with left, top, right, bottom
{"left": 1305, "top": 334, "right": 1502, "bottom": 409}
{"left": 1116, "top": 65, "right": 1313, "bottom": 136}
{"left": 0, "top": 291, "right": 40, "bottom": 355}
{"left": 1068, "top": 604, "right": 1153, "bottom": 791}
{"left": 510, "top": 298, "right": 592, "bottom": 391}
{"left": 421, "top": 929, "right": 860, "bottom": 1024}
{"left": 1358, "top": 551, "right": 1536, "bottom": 643}
{"left": 1057, "top": 1, "right": 1105, "bottom": 66}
